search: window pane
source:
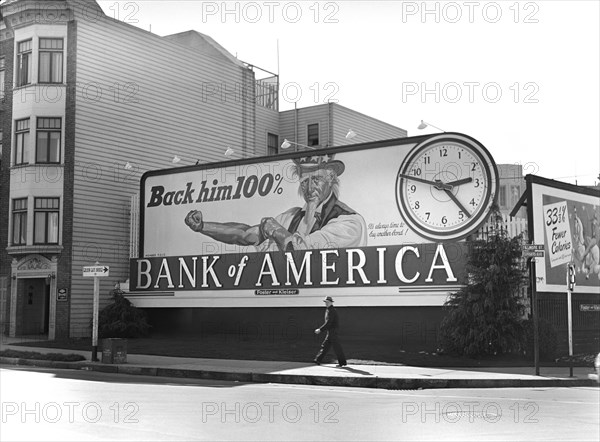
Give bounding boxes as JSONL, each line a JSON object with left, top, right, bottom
{"left": 37, "top": 132, "right": 48, "bottom": 162}
{"left": 49, "top": 132, "right": 60, "bottom": 162}
{"left": 34, "top": 212, "right": 46, "bottom": 243}
{"left": 48, "top": 212, "right": 59, "bottom": 243}
{"left": 13, "top": 213, "right": 27, "bottom": 245}
{"left": 52, "top": 52, "right": 63, "bottom": 82}
{"left": 39, "top": 52, "right": 50, "bottom": 82}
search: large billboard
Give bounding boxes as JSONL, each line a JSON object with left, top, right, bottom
{"left": 130, "top": 133, "right": 499, "bottom": 307}
{"left": 529, "top": 176, "right": 600, "bottom": 294}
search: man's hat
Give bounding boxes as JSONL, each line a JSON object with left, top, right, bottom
{"left": 293, "top": 154, "right": 345, "bottom": 176}
{"left": 323, "top": 296, "right": 334, "bottom": 303}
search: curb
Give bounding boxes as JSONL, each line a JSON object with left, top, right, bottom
{"left": 1, "top": 357, "right": 597, "bottom": 390}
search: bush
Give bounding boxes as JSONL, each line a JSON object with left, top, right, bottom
{"left": 522, "top": 318, "right": 558, "bottom": 361}
{"left": 97, "top": 288, "right": 151, "bottom": 338}
{"left": 438, "top": 225, "right": 528, "bottom": 358}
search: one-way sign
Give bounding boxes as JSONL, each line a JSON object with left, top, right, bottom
{"left": 83, "top": 266, "right": 110, "bottom": 277}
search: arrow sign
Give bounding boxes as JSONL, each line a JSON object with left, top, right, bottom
{"left": 83, "top": 266, "right": 110, "bottom": 277}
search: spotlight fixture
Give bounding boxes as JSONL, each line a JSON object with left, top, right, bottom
{"left": 417, "top": 120, "right": 445, "bottom": 132}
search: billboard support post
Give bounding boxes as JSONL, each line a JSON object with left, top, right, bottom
{"left": 530, "top": 257, "right": 539, "bottom": 376}
{"left": 566, "top": 263, "right": 576, "bottom": 377}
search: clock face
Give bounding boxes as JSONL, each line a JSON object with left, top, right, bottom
{"left": 395, "top": 134, "right": 498, "bottom": 241}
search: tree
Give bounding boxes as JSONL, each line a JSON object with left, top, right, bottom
{"left": 439, "top": 218, "right": 528, "bottom": 357}
{"left": 98, "top": 287, "right": 151, "bottom": 338}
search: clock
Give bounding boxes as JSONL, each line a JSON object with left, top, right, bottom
{"left": 395, "top": 133, "right": 498, "bottom": 241}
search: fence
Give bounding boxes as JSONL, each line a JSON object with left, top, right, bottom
{"left": 474, "top": 213, "right": 528, "bottom": 241}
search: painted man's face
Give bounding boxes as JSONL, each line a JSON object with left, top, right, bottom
{"left": 299, "top": 169, "right": 334, "bottom": 205}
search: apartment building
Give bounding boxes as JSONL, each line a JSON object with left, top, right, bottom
{"left": 0, "top": 0, "right": 406, "bottom": 339}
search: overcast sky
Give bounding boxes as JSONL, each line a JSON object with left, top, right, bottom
{"left": 98, "top": 0, "right": 600, "bottom": 185}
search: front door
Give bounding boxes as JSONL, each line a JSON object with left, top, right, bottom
{"left": 20, "top": 278, "right": 48, "bottom": 335}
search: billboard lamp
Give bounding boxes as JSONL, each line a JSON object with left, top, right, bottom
{"left": 417, "top": 120, "right": 445, "bottom": 132}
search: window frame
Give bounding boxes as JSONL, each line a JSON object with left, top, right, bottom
{"left": 14, "top": 118, "right": 30, "bottom": 166}
{"left": 33, "top": 197, "right": 60, "bottom": 245}
{"left": 36, "top": 117, "right": 62, "bottom": 164}
{"left": 307, "top": 123, "right": 319, "bottom": 147}
{"left": 12, "top": 198, "right": 28, "bottom": 246}
{"left": 38, "top": 38, "right": 64, "bottom": 84}
{"left": 16, "top": 39, "right": 32, "bottom": 87}
{"left": 267, "top": 133, "right": 279, "bottom": 156}
{"left": 0, "top": 56, "right": 5, "bottom": 99}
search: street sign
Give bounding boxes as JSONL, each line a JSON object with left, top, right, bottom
{"left": 522, "top": 244, "right": 545, "bottom": 258}
{"left": 83, "top": 266, "right": 110, "bottom": 277}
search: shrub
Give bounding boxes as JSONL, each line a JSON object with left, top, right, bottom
{"left": 522, "top": 318, "right": 558, "bottom": 361}
{"left": 438, "top": 221, "right": 528, "bottom": 358}
{"left": 97, "top": 288, "right": 151, "bottom": 338}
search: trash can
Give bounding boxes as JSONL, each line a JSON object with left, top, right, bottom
{"left": 101, "top": 338, "right": 127, "bottom": 364}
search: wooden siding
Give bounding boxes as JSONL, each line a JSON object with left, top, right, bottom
{"left": 279, "top": 103, "right": 407, "bottom": 152}
{"left": 255, "top": 105, "right": 279, "bottom": 156}
{"left": 279, "top": 104, "right": 331, "bottom": 149}
{"left": 331, "top": 104, "right": 407, "bottom": 146}
{"left": 68, "top": 16, "right": 258, "bottom": 335}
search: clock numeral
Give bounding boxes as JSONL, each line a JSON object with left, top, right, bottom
{"left": 425, "top": 212, "right": 430, "bottom": 220}
{"left": 458, "top": 151, "right": 462, "bottom": 160}
{"left": 474, "top": 178, "right": 480, "bottom": 187}
{"left": 412, "top": 168, "right": 422, "bottom": 176}
{"left": 439, "top": 148, "right": 448, "bottom": 157}
{"left": 470, "top": 198, "right": 476, "bottom": 207}
{"left": 459, "top": 211, "right": 464, "bottom": 220}
{"left": 409, "top": 184, "right": 416, "bottom": 193}
{"left": 441, "top": 216, "right": 447, "bottom": 225}
{"left": 471, "top": 162, "right": 477, "bottom": 172}
{"left": 414, "top": 201, "right": 420, "bottom": 209}
{"left": 423, "top": 156, "right": 431, "bottom": 165}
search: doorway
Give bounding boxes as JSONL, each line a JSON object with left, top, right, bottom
{"left": 19, "top": 278, "right": 49, "bottom": 335}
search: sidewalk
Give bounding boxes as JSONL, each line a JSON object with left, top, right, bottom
{"left": 1, "top": 337, "right": 597, "bottom": 390}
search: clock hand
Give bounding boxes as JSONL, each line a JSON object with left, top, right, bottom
{"left": 443, "top": 189, "right": 472, "bottom": 218}
{"left": 446, "top": 177, "right": 473, "bottom": 187}
{"left": 398, "top": 174, "right": 452, "bottom": 191}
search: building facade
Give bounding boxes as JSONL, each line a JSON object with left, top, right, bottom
{"left": 0, "top": 0, "right": 406, "bottom": 339}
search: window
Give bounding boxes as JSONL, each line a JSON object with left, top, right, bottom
{"left": 16, "top": 40, "right": 32, "bottom": 87}
{"left": 498, "top": 185, "right": 507, "bottom": 208}
{"left": 510, "top": 185, "right": 521, "bottom": 207}
{"left": 307, "top": 124, "right": 319, "bottom": 147}
{"left": 267, "top": 133, "right": 278, "bottom": 156}
{"left": 12, "top": 198, "right": 28, "bottom": 246}
{"left": 39, "top": 38, "right": 63, "bottom": 83}
{"left": 36, "top": 118, "right": 61, "bottom": 163}
{"left": 34, "top": 198, "right": 59, "bottom": 244}
{"left": 14, "top": 119, "right": 30, "bottom": 165}
{"left": 0, "top": 57, "right": 5, "bottom": 99}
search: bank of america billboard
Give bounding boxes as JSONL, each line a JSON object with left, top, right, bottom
{"left": 129, "top": 133, "right": 498, "bottom": 307}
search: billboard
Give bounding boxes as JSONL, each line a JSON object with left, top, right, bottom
{"left": 130, "top": 133, "right": 499, "bottom": 307}
{"left": 529, "top": 176, "right": 600, "bottom": 293}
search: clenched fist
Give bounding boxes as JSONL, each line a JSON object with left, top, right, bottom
{"left": 260, "top": 217, "right": 283, "bottom": 239}
{"left": 185, "top": 210, "right": 204, "bottom": 232}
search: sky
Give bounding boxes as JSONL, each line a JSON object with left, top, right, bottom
{"left": 97, "top": 0, "right": 600, "bottom": 186}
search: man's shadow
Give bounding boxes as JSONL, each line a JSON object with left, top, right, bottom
{"left": 335, "top": 365, "right": 373, "bottom": 376}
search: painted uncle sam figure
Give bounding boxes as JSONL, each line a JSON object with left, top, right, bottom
{"left": 184, "top": 154, "right": 367, "bottom": 251}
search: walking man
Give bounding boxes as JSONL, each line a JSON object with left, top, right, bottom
{"left": 314, "top": 296, "right": 347, "bottom": 367}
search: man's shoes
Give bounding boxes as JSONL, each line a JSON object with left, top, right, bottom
{"left": 313, "top": 360, "right": 320, "bottom": 365}
{"left": 336, "top": 363, "right": 347, "bottom": 367}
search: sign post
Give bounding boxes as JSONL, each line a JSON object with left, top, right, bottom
{"left": 566, "top": 264, "right": 576, "bottom": 377}
{"left": 523, "top": 244, "right": 544, "bottom": 376}
{"left": 83, "top": 263, "right": 110, "bottom": 361}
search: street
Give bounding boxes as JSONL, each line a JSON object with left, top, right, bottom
{"left": 1, "top": 366, "right": 598, "bottom": 441}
